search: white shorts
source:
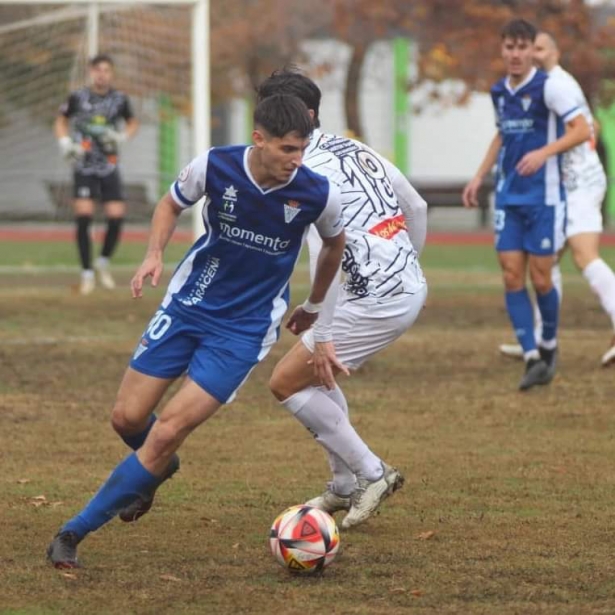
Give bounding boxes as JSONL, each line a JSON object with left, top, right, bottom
{"left": 301, "top": 284, "right": 428, "bottom": 370}
{"left": 566, "top": 185, "right": 607, "bottom": 238}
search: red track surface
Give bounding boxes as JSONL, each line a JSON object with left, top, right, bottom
{"left": 1, "top": 226, "right": 614, "bottom": 246}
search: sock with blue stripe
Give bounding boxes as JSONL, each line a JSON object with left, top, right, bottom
{"left": 505, "top": 289, "right": 537, "bottom": 354}
{"left": 536, "top": 287, "right": 559, "bottom": 345}
{"left": 62, "top": 453, "right": 159, "bottom": 540}
{"left": 120, "top": 415, "right": 156, "bottom": 450}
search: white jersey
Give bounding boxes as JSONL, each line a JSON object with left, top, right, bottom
{"left": 549, "top": 65, "right": 606, "bottom": 194}
{"left": 304, "top": 129, "right": 425, "bottom": 303}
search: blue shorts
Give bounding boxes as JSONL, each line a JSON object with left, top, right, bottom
{"left": 494, "top": 203, "right": 565, "bottom": 255}
{"left": 129, "top": 306, "right": 273, "bottom": 404}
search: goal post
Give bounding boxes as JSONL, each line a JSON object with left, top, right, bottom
{"left": 0, "top": 0, "right": 209, "bottom": 237}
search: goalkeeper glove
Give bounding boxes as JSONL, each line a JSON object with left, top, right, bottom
{"left": 102, "top": 128, "right": 127, "bottom": 146}
{"left": 58, "top": 136, "right": 84, "bottom": 161}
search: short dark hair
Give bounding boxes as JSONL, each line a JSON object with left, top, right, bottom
{"left": 256, "top": 67, "right": 321, "bottom": 128}
{"left": 89, "top": 54, "right": 114, "bottom": 68}
{"left": 501, "top": 19, "right": 537, "bottom": 42}
{"left": 253, "top": 94, "right": 313, "bottom": 139}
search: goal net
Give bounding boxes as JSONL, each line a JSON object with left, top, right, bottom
{"left": 0, "top": 2, "right": 196, "bottom": 222}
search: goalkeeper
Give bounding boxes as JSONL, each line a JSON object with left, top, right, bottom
{"left": 55, "top": 53, "right": 139, "bottom": 295}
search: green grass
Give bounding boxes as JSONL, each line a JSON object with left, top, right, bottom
{"left": 0, "top": 231, "right": 613, "bottom": 276}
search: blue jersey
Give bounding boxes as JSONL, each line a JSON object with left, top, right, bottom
{"left": 166, "top": 145, "right": 343, "bottom": 343}
{"left": 491, "top": 67, "right": 582, "bottom": 207}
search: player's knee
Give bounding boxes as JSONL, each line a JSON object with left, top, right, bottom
{"left": 269, "top": 368, "right": 291, "bottom": 402}
{"left": 110, "top": 403, "right": 144, "bottom": 436}
{"left": 502, "top": 269, "right": 523, "bottom": 291}
{"left": 530, "top": 273, "right": 552, "bottom": 295}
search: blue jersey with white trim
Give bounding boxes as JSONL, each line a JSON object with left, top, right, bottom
{"left": 491, "top": 68, "right": 581, "bottom": 207}
{"left": 165, "top": 145, "right": 342, "bottom": 343}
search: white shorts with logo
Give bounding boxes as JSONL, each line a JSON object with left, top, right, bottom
{"left": 301, "top": 284, "right": 428, "bottom": 370}
{"left": 566, "top": 185, "right": 607, "bottom": 238}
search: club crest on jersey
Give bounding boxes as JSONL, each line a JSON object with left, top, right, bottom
{"left": 283, "top": 199, "right": 301, "bottom": 224}
{"left": 521, "top": 95, "right": 532, "bottom": 112}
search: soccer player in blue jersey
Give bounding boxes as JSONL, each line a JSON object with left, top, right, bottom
{"left": 463, "top": 19, "right": 591, "bottom": 390}
{"left": 46, "top": 94, "right": 346, "bottom": 568}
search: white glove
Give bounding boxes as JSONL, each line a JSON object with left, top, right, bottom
{"left": 58, "top": 136, "right": 84, "bottom": 161}
{"left": 102, "top": 128, "right": 127, "bottom": 146}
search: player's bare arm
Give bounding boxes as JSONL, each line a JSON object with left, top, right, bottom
{"left": 124, "top": 116, "right": 139, "bottom": 139}
{"left": 131, "top": 193, "right": 182, "bottom": 298}
{"left": 463, "top": 133, "right": 502, "bottom": 208}
{"left": 286, "top": 229, "right": 346, "bottom": 335}
{"left": 517, "top": 114, "right": 591, "bottom": 176}
{"left": 54, "top": 114, "right": 70, "bottom": 139}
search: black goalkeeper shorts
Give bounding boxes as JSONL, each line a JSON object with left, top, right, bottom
{"left": 73, "top": 168, "right": 124, "bottom": 202}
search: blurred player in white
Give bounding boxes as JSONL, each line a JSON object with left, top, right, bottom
{"left": 259, "top": 69, "right": 428, "bottom": 529}
{"left": 499, "top": 32, "right": 615, "bottom": 367}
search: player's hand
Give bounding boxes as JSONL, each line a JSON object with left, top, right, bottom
{"left": 57, "top": 136, "right": 84, "bottom": 162}
{"left": 102, "top": 128, "right": 127, "bottom": 146}
{"left": 286, "top": 306, "right": 318, "bottom": 335}
{"left": 516, "top": 149, "right": 547, "bottom": 176}
{"left": 311, "top": 341, "right": 349, "bottom": 390}
{"left": 462, "top": 176, "right": 482, "bottom": 208}
{"left": 131, "top": 251, "right": 163, "bottom": 299}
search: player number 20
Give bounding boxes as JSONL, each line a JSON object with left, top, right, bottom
{"left": 146, "top": 310, "right": 172, "bottom": 340}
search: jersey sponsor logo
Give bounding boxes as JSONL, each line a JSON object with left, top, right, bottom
{"left": 521, "top": 95, "right": 532, "bottom": 112}
{"left": 179, "top": 255, "right": 221, "bottom": 306}
{"left": 368, "top": 214, "right": 407, "bottom": 240}
{"left": 500, "top": 118, "right": 534, "bottom": 133}
{"left": 283, "top": 199, "right": 301, "bottom": 223}
{"left": 498, "top": 96, "right": 505, "bottom": 116}
{"left": 221, "top": 184, "right": 238, "bottom": 218}
{"left": 223, "top": 184, "right": 238, "bottom": 202}
{"left": 219, "top": 222, "right": 291, "bottom": 253}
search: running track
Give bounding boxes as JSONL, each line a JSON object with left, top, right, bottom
{"left": 1, "top": 226, "right": 615, "bottom": 246}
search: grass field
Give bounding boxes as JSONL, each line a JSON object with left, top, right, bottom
{"left": 1, "top": 234, "right": 615, "bottom": 615}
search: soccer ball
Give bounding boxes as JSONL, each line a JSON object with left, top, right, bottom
{"left": 269, "top": 505, "right": 340, "bottom": 573}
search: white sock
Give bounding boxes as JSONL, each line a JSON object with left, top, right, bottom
{"left": 282, "top": 388, "right": 383, "bottom": 482}
{"left": 316, "top": 385, "right": 356, "bottom": 495}
{"left": 81, "top": 269, "right": 94, "bottom": 280}
{"left": 95, "top": 256, "right": 110, "bottom": 269}
{"left": 583, "top": 258, "right": 615, "bottom": 330}
{"left": 533, "top": 263, "right": 562, "bottom": 344}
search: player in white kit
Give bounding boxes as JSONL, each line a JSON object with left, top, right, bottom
{"left": 259, "top": 70, "right": 428, "bottom": 529}
{"left": 499, "top": 32, "right": 615, "bottom": 367}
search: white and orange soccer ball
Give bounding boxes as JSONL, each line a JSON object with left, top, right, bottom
{"left": 269, "top": 505, "right": 340, "bottom": 573}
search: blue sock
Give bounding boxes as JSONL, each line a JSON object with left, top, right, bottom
{"left": 62, "top": 453, "right": 159, "bottom": 540}
{"left": 505, "top": 289, "right": 536, "bottom": 353}
{"left": 121, "top": 414, "right": 157, "bottom": 450}
{"left": 536, "top": 287, "right": 559, "bottom": 344}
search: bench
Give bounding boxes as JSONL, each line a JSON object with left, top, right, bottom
{"left": 47, "top": 181, "right": 154, "bottom": 222}
{"left": 411, "top": 179, "right": 494, "bottom": 228}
